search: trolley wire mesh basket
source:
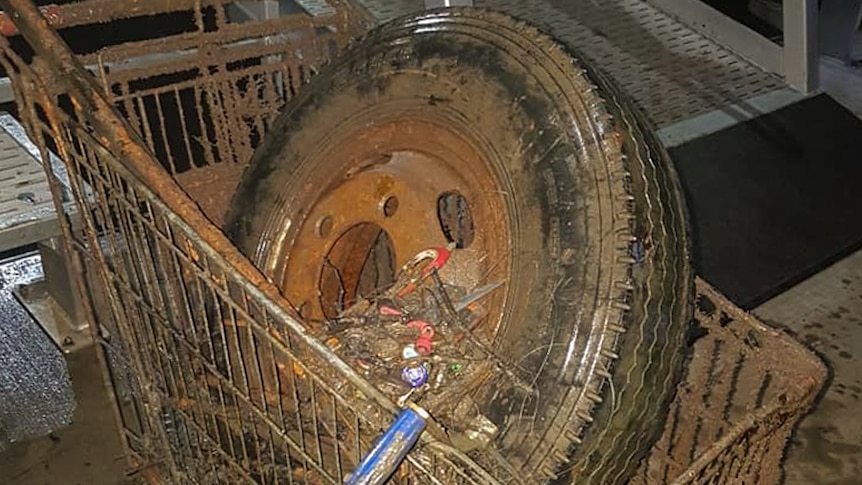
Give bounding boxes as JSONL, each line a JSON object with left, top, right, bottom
{"left": 632, "top": 279, "right": 826, "bottom": 485}
{"left": 0, "top": 1, "right": 826, "bottom": 484}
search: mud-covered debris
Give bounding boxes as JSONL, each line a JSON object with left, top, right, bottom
{"left": 320, "top": 245, "right": 516, "bottom": 451}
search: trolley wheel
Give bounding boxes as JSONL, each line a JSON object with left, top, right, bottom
{"left": 226, "top": 8, "right": 694, "bottom": 483}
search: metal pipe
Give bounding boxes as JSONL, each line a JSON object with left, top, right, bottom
{"left": 345, "top": 404, "right": 428, "bottom": 485}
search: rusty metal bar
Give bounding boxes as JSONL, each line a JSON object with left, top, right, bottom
{"left": 1, "top": 0, "right": 358, "bottom": 40}
{"left": 79, "top": 12, "right": 334, "bottom": 66}
{"left": 0, "top": 0, "right": 219, "bottom": 36}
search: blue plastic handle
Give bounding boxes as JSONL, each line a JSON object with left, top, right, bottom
{"left": 344, "top": 404, "right": 428, "bottom": 485}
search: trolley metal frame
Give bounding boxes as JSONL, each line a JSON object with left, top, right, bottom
{"left": 0, "top": 1, "right": 826, "bottom": 484}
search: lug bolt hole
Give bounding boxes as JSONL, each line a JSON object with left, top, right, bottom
{"left": 317, "top": 215, "right": 334, "bottom": 238}
{"left": 382, "top": 195, "right": 399, "bottom": 218}
{"left": 437, "top": 191, "right": 474, "bottom": 249}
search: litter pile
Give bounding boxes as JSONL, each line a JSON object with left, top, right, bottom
{"left": 320, "top": 245, "right": 523, "bottom": 451}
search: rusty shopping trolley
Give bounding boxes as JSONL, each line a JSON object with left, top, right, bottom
{"left": 0, "top": 1, "right": 509, "bottom": 483}
{"left": 0, "top": 1, "right": 825, "bottom": 484}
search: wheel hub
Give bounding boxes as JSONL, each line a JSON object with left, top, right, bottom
{"left": 277, "top": 118, "right": 510, "bottom": 334}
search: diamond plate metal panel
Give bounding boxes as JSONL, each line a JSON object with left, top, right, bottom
{"left": 357, "top": 0, "right": 423, "bottom": 20}
{"left": 355, "top": 0, "right": 787, "bottom": 127}
{"left": 295, "top": 0, "right": 337, "bottom": 16}
{"left": 0, "top": 252, "right": 75, "bottom": 451}
{"left": 0, "top": 117, "right": 57, "bottom": 251}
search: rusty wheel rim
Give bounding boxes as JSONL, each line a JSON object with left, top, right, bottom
{"left": 275, "top": 114, "right": 512, "bottom": 337}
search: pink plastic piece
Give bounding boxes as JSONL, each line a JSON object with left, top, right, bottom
{"left": 407, "top": 320, "right": 435, "bottom": 356}
{"left": 379, "top": 305, "right": 404, "bottom": 316}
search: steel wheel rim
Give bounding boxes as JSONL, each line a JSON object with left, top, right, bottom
{"left": 273, "top": 113, "right": 513, "bottom": 340}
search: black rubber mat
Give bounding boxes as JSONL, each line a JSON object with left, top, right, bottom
{"left": 670, "top": 93, "right": 862, "bottom": 309}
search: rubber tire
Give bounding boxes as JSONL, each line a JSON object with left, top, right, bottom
{"left": 226, "top": 8, "right": 694, "bottom": 484}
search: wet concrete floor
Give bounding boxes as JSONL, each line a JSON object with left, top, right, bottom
{"left": 755, "top": 249, "right": 862, "bottom": 485}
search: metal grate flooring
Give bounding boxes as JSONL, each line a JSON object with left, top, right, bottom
{"left": 0, "top": 115, "right": 56, "bottom": 252}
{"left": 356, "top": 0, "right": 788, "bottom": 127}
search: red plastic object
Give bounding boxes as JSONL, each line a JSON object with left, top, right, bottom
{"left": 407, "top": 320, "right": 435, "bottom": 355}
{"left": 396, "top": 247, "right": 451, "bottom": 296}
